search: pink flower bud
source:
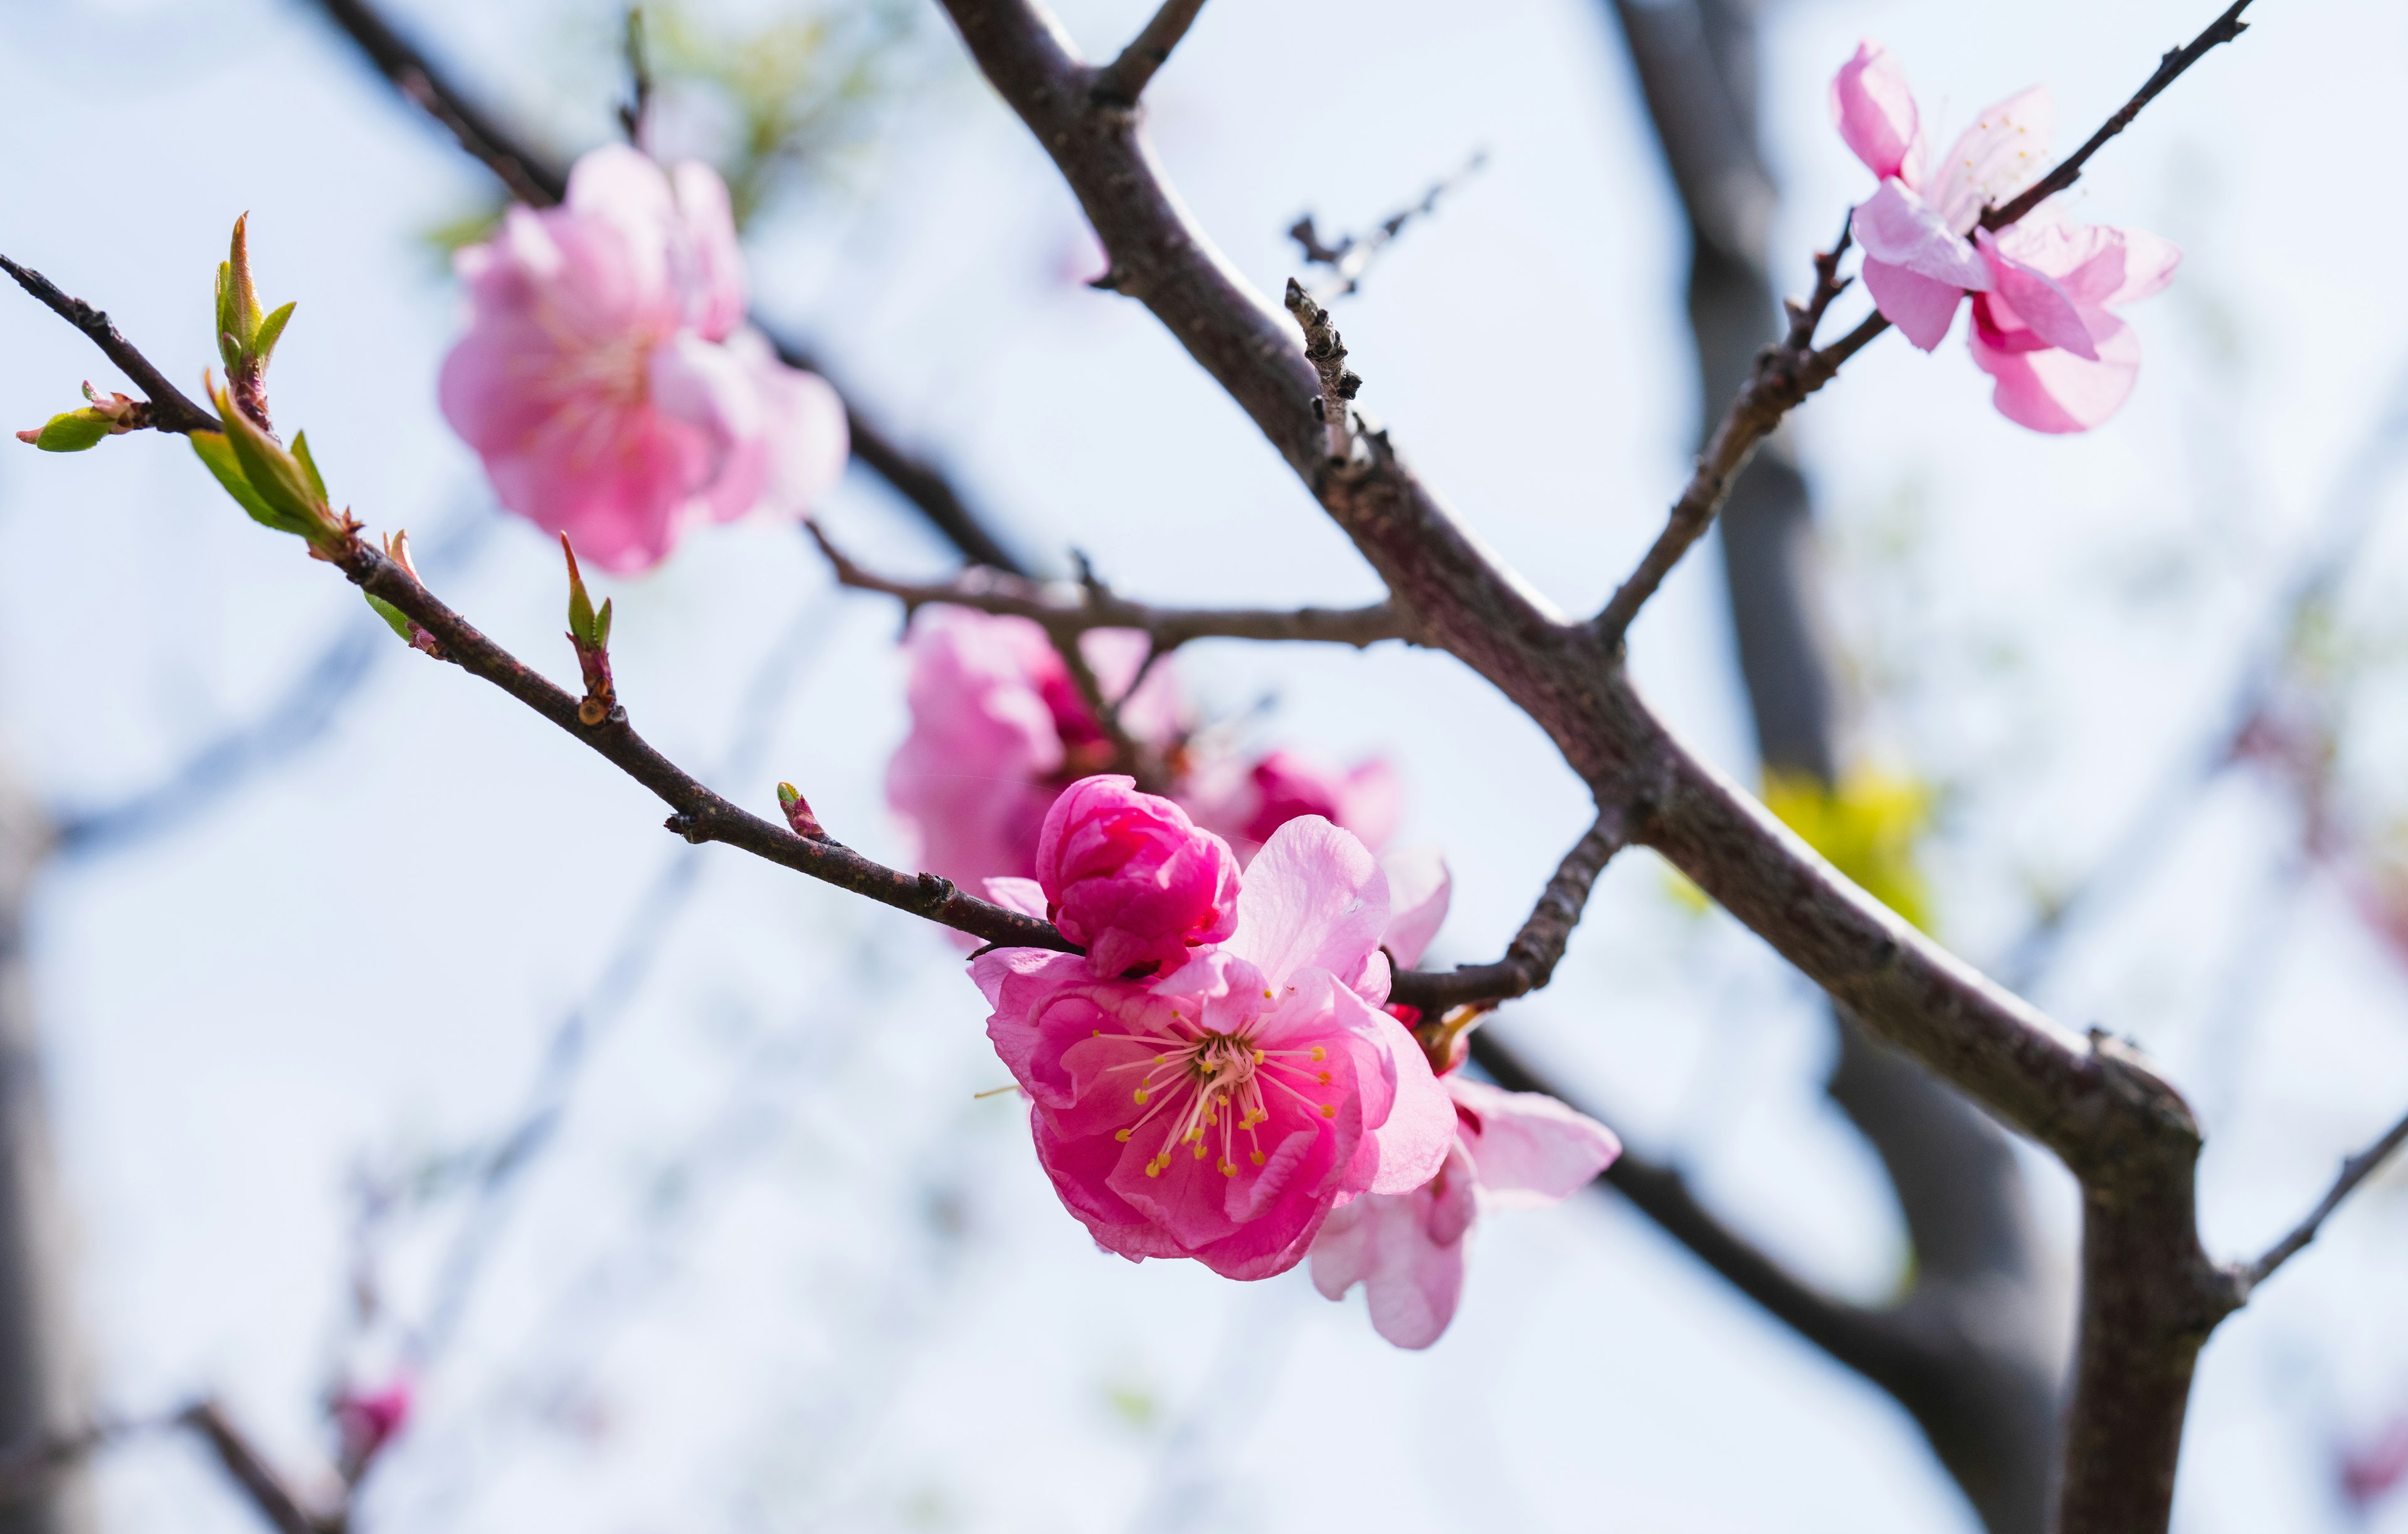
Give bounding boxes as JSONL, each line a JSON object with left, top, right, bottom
{"left": 334, "top": 1377, "right": 413, "bottom": 1469}
{"left": 1035, "top": 775, "right": 1238, "bottom": 977}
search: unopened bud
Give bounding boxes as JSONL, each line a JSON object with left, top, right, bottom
{"left": 777, "top": 781, "right": 828, "bottom": 839}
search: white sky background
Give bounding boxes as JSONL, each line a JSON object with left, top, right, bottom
{"left": 1, "top": 0, "right": 2406, "bottom": 1530}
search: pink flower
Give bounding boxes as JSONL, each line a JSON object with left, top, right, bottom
{"left": 886, "top": 608, "right": 1182, "bottom": 897}
{"left": 974, "top": 816, "right": 1454, "bottom": 1280}
{"left": 333, "top": 1377, "right": 413, "bottom": 1469}
{"left": 1967, "top": 219, "right": 2182, "bottom": 433}
{"left": 1189, "top": 749, "right": 1400, "bottom": 861}
{"left": 1308, "top": 870, "right": 1619, "bottom": 1348}
{"left": 1311, "top": 1077, "right": 1620, "bottom": 1349}
{"left": 440, "top": 144, "right": 847, "bottom": 573}
{"left": 1830, "top": 41, "right": 2177, "bottom": 431}
{"left": 1035, "top": 775, "right": 1240, "bottom": 978}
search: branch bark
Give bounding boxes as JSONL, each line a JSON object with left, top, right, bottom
{"left": 1388, "top": 811, "right": 1625, "bottom": 1012}
{"left": 1089, "top": 0, "right": 1207, "bottom": 105}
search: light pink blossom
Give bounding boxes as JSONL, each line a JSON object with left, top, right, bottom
{"left": 974, "top": 816, "right": 1452, "bottom": 1280}
{"left": 1967, "top": 219, "right": 2182, "bottom": 433}
{"left": 333, "top": 1377, "right": 413, "bottom": 1469}
{"left": 440, "top": 144, "right": 847, "bottom": 573}
{"left": 1311, "top": 1077, "right": 1620, "bottom": 1349}
{"left": 1190, "top": 748, "right": 1400, "bottom": 861}
{"left": 1035, "top": 775, "right": 1240, "bottom": 978}
{"left": 886, "top": 608, "right": 1180, "bottom": 897}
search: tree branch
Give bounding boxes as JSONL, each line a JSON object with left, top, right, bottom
{"left": 0, "top": 255, "right": 218, "bottom": 436}
{"left": 2239, "top": 1103, "right": 2408, "bottom": 1293}
{"left": 1983, "top": 1, "right": 2255, "bottom": 231}
{"left": 1289, "top": 149, "right": 1486, "bottom": 300}
{"left": 1388, "top": 810, "right": 1626, "bottom": 1011}
{"left": 298, "top": 0, "right": 1031, "bottom": 575}
{"left": 808, "top": 521, "right": 1410, "bottom": 650}
{"left": 1090, "top": 0, "right": 1208, "bottom": 105}
{"left": 178, "top": 1402, "right": 329, "bottom": 1534}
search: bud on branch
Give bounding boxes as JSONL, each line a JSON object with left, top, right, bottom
{"left": 560, "top": 535, "right": 616, "bottom": 726}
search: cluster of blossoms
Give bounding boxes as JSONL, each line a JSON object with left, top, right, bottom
{"left": 1832, "top": 41, "right": 2178, "bottom": 433}
{"left": 972, "top": 776, "right": 1618, "bottom": 1346}
{"left": 440, "top": 145, "right": 849, "bottom": 573}
{"left": 886, "top": 606, "right": 1397, "bottom": 896}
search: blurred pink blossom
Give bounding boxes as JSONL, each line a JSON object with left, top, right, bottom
{"left": 333, "top": 1377, "right": 413, "bottom": 1469}
{"left": 1033, "top": 775, "right": 1240, "bottom": 977}
{"left": 440, "top": 144, "right": 847, "bottom": 572}
{"left": 886, "top": 608, "right": 1180, "bottom": 897}
{"left": 973, "top": 816, "right": 1452, "bottom": 1279}
{"left": 2344, "top": 1417, "right": 2408, "bottom": 1509}
{"left": 1190, "top": 748, "right": 1400, "bottom": 861}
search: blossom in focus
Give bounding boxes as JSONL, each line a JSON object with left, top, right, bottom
{"left": 1034, "top": 775, "right": 1240, "bottom": 978}
{"left": 973, "top": 816, "right": 1452, "bottom": 1280}
{"left": 1830, "top": 41, "right": 2177, "bottom": 431}
{"left": 439, "top": 144, "right": 847, "bottom": 573}
{"left": 1190, "top": 748, "right": 1401, "bottom": 861}
{"left": 887, "top": 608, "right": 1181, "bottom": 897}
{"left": 1307, "top": 864, "right": 1620, "bottom": 1348}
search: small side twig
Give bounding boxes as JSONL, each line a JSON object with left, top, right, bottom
{"left": 616, "top": 6, "right": 654, "bottom": 145}
{"left": 181, "top": 1401, "right": 332, "bottom": 1534}
{"left": 1282, "top": 278, "right": 1361, "bottom": 463}
{"left": 1289, "top": 149, "right": 1487, "bottom": 300}
{"left": 2237, "top": 1104, "right": 2408, "bottom": 1294}
{"left": 1090, "top": 0, "right": 1208, "bottom": 105}
{"left": 1389, "top": 809, "right": 1628, "bottom": 1011}
{"left": 0, "top": 255, "right": 218, "bottom": 436}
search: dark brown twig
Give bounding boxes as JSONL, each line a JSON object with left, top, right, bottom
{"left": 1390, "top": 811, "right": 1627, "bottom": 1011}
{"left": 1289, "top": 149, "right": 1487, "bottom": 300}
{"left": 2238, "top": 1104, "right": 2408, "bottom": 1293}
{"left": 1983, "top": 1, "right": 2255, "bottom": 231}
{"left": 1282, "top": 278, "right": 1360, "bottom": 462}
{"left": 180, "top": 1401, "right": 330, "bottom": 1534}
{"left": 1090, "top": 0, "right": 1208, "bottom": 105}
{"left": 808, "top": 521, "right": 1410, "bottom": 650}
{"left": 0, "top": 255, "right": 218, "bottom": 436}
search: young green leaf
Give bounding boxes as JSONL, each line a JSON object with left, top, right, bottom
{"left": 364, "top": 593, "right": 418, "bottom": 645}
{"left": 251, "top": 301, "right": 296, "bottom": 372}
{"left": 223, "top": 214, "right": 262, "bottom": 349}
{"left": 24, "top": 410, "right": 115, "bottom": 453}
{"left": 291, "top": 430, "right": 329, "bottom": 504}
{"left": 190, "top": 431, "right": 299, "bottom": 532}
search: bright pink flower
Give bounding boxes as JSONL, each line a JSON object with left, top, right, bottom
{"left": 333, "top": 1377, "right": 414, "bottom": 1468}
{"left": 1310, "top": 1076, "right": 1619, "bottom": 1349}
{"left": 440, "top": 144, "right": 847, "bottom": 573}
{"left": 1190, "top": 749, "right": 1400, "bottom": 860}
{"left": 974, "top": 817, "right": 1452, "bottom": 1280}
{"left": 886, "top": 608, "right": 1181, "bottom": 896}
{"left": 1968, "top": 219, "right": 2181, "bottom": 433}
{"left": 1035, "top": 775, "right": 1240, "bottom": 977}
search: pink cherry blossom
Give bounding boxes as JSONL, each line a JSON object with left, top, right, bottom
{"left": 973, "top": 816, "right": 1452, "bottom": 1279}
{"left": 1035, "top": 775, "right": 1240, "bottom": 978}
{"left": 333, "top": 1377, "right": 413, "bottom": 1468}
{"left": 1968, "top": 219, "right": 2182, "bottom": 433}
{"left": 1190, "top": 748, "right": 1401, "bottom": 861}
{"left": 440, "top": 144, "right": 847, "bottom": 573}
{"left": 886, "top": 608, "right": 1181, "bottom": 897}
{"left": 1310, "top": 1076, "right": 1620, "bottom": 1349}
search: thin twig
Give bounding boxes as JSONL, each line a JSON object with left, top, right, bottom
{"left": 1282, "top": 278, "right": 1360, "bottom": 462}
{"left": 1090, "top": 0, "right": 1208, "bottom": 105}
{"left": 0, "top": 255, "right": 218, "bottom": 435}
{"left": 2239, "top": 1104, "right": 2408, "bottom": 1293}
{"left": 808, "top": 521, "right": 1409, "bottom": 649}
{"left": 180, "top": 1402, "right": 329, "bottom": 1534}
{"left": 1390, "top": 811, "right": 1628, "bottom": 1011}
{"left": 1983, "top": 1, "right": 2255, "bottom": 231}
{"left": 1289, "top": 149, "right": 1487, "bottom": 300}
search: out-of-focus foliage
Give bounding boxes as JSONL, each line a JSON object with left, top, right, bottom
{"left": 1761, "top": 767, "right": 1937, "bottom": 935}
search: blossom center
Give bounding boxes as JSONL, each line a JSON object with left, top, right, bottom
{"left": 1096, "top": 1022, "right": 1338, "bottom": 1180}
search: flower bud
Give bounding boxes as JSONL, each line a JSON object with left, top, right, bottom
{"left": 1035, "top": 775, "right": 1238, "bottom": 977}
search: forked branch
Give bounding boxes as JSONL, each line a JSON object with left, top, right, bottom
{"left": 2239, "top": 1103, "right": 2408, "bottom": 1293}
{"left": 1090, "top": 0, "right": 1209, "bottom": 105}
{"left": 1390, "top": 810, "right": 1627, "bottom": 1011}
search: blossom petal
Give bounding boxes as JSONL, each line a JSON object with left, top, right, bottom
{"left": 1971, "top": 309, "right": 2141, "bottom": 433}
{"left": 1226, "top": 816, "right": 1388, "bottom": 991}
{"left": 983, "top": 877, "right": 1048, "bottom": 919}
{"left": 667, "top": 159, "right": 746, "bottom": 341}
{"left": 1976, "top": 231, "right": 2099, "bottom": 360}
{"left": 1829, "top": 40, "right": 1924, "bottom": 186}
{"left": 1928, "top": 85, "right": 2054, "bottom": 233}
{"left": 1859, "top": 257, "right": 1966, "bottom": 352}
{"left": 1853, "top": 181, "right": 1990, "bottom": 290}
{"left": 1308, "top": 1145, "right": 1477, "bottom": 1350}
{"left": 2106, "top": 228, "right": 2182, "bottom": 307}
{"left": 1358, "top": 1009, "right": 1454, "bottom": 1195}
{"left": 1447, "top": 1077, "right": 1621, "bottom": 1208}
{"left": 1379, "top": 847, "right": 1452, "bottom": 970}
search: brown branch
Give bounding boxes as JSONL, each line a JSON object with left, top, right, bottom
{"left": 1388, "top": 810, "right": 1627, "bottom": 1012}
{"left": 0, "top": 1419, "right": 127, "bottom": 1507}
{"left": 299, "top": 0, "right": 1030, "bottom": 576}
{"left": 1983, "top": 1, "right": 2255, "bottom": 231}
{"left": 181, "top": 1400, "right": 330, "bottom": 1534}
{"left": 0, "top": 255, "right": 218, "bottom": 436}
{"left": 1289, "top": 149, "right": 1486, "bottom": 300}
{"left": 1282, "top": 278, "right": 1360, "bottom": 462}
{"left": 2239, "top": 1103, "right": 2408, "bottom": 1293}
{"left": 808, "top": 521, "right": 1410, "bottom": 650}
{"left": 1090, "top": 0, "right": 1208, "bottom": 105}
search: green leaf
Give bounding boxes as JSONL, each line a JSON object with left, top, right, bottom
{"left": 218, "top": 398, "right": 324, "bottom": 532}
{"left": 214, "top": 263, "right": 239, "bottom": 371}
{"left": 223, "top": 215, "right": 261, "bottom": 349}
{"left": 364, "top": 593, "right": 418, "bottom": 645}
{"left": 593, "top": 596, "right": 613, "bottom": 650}
{"left": 191, "top": 431, "right": 300, "bottom": 532}
{"left": 251, "top": 301, "right": 295, "bottom": 371}
{"left": 28, "top": 410, "right": 114, "bottom": 453}
{"left": 291, "top": 430, "right": 328, "bottom": 504}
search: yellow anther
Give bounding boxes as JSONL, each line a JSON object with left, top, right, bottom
{"left": 1262, "top": 989, "right": 1274, "bottom": 1000}
{"left": 1250, "top": 1151, "right": 1265, "bottom": 1166}
{"left": 1219, "top": 1160, "right": 1235, "bottom": 1177}
{"left": 1133, "top": 1087, "right": 1149, "bottom": 1104}
{"left": 1319, "top": 1103, "right": 1335, "bottom": 1119}
{"left": 1193, "top": 1143, "right": 1207, "bottom": 1160}
{"left": 1316, "top": 1071, "right": 1331, "bottom": 1084}
{"left": 1252, "top": 1049, "right": 1264, "bottom": 1065}
{"left": 1115, "top": 1128, "right": 1133, "bottom": 1143}
{"left": 1309, "top": 1046, "right": 1326, "bottom": 1062}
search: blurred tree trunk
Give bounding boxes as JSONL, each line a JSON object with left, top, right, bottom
{"left": 0, "top": 762, "right": 88, "bottom": 1534}
{"left": 1601, "top": 3, "right": 2064, "bottom": 1528}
